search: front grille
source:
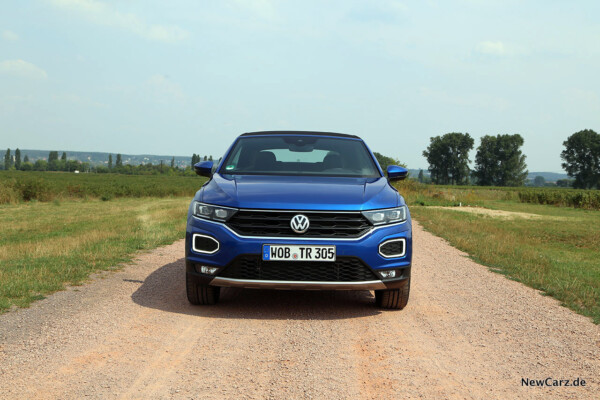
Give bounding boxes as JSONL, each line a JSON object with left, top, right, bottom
{"left": 219, "top": 255, "right": 378, "bottom": 282}
{"left": 226, "top": 210, "right": 372, "bottom": 238}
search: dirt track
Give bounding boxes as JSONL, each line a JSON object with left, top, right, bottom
{"left": 0, "top": 222, "right": 598, "bottom": 399}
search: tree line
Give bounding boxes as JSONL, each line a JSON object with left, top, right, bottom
{"left": 191, "top": 154, "right": 213, "bottom": 165}
{"left": 94, "top": 153, "right": 212, "bottom": 175}
{"left": 4, "top": 129, "right": 599, "bottom": 188}
{"left": 421, "top": 129, "right": 599, "bottom": 189}
{"left": 2, "top": 149, "right": 217, "bottom": 176}
{"left": 3, "top": 149, "right": 89, "bottom": 172}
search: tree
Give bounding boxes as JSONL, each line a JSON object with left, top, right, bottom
{"left": 191, "top": 154, "right": 201, "bottom": 166}
{"left": 61, "top": 152, "right": 67, "bottom": 161}
{"left": 24, "top": 155, "right": 29, "bottom": 163}
{"left": 170, "top": 157, "right": 175, "bottom": 168}
{"left": 116, "top": 154, "right": 123, "bottom": 167}
{"left": 48, "top": 151, "right": 59, "bottom": 171}
{"left": 533, "top": 176, "right": 545, "bottom": 187}
{"left": 556, "top": 179, "right": 573, "bottom": 188}
{"left": 423, "top": 133, "right": 474, "bottom": 185}
{"left": 66, "top": 160, "right": 80, "bottom": 172}
{"left": 4, "top": 148, "right": 12, "bottom": 170}
{"left": 14, "top": 148, "right": 21, "bottom": 170}
{"left": 203, "top": 155, "right": 207, "bottom": 161}
{"left": 34, "top": 159, "right": 48, "bottom": 171}
{"left": 473, "top": 134, "right": 528, "bottom": 186}
{"left": 560, "top": 129, "right": 600, "bottom": 189}
{"left": 373, "top": 152, "right": 404, "bottom": 171}
{"left": 418, "top": 170, "right": 424, "bottom": 183}
{"left": 108, "top": 154, "right": 113, "bottom": 170}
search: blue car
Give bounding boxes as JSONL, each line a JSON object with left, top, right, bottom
{"left": 185, "top": 131, "right": 412, "bottom": 309}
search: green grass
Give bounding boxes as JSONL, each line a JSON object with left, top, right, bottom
{"left": 395, "top": 180, "right": 600, "bottom": 210}
{"left": 0, "top": 197, "right": 190, "bottom": 312}
{"left": 408, "top": 201, "right": 600, "bottom": 324}
{"left": 0, "top": 170, "right": 206, "bottom": 204}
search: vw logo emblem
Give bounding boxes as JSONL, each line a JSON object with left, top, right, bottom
{"left": 290, "top": 214, "right": 310, "bottom": 234}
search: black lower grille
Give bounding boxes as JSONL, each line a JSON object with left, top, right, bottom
{"left": 226, "top": 210, "right": 372, "bottom": 238}
{"left": 219, "top": 255, "right": 378, "bottom": 282}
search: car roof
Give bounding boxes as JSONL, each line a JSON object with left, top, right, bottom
{"left": 241, "top": 130, "right": 361, "bottom": 139}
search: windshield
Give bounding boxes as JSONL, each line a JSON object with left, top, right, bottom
{"left": 219, "top": 136, "right": 381, "bottom": 177}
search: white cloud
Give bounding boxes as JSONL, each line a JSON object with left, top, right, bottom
{"left": 473, "top": 41, "right": 529, "bottom": 58}
{"left": 50, "top": 0, "right": 188, "bottom": 43}
{"left": 475, "top": 41, "right": 507, "bottom": 56}
{"left": 419, "top": 86, "right": 509, "bottom": 111}
{"left": 2, "top": 30, "right": 19, "bottom": 41}
{"left": 52, "top": 93, "right": 108, "bottom": 108}
{"left": 232, "top": 0, "right": 279, "bottom": 21}
{"left": 0, "top": 60, "right": 48, "bottom": 79}
{"left": 145, "top": 74, "right": 186, "bottom": 103}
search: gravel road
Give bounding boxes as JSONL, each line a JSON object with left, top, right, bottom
{"left": 1, "top": 221, "right": 598, "bottom": 399}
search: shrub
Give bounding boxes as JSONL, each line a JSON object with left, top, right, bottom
{"left": 0, "top": 184, "right": 20, "bottom": 204}
{"left": 16, "top": 179, "right": 52, "bottom": 202}
{"left": 518, "top": 189, "right": 600, "bottom": 210}
{"left": 0, "top": 171, "right": 203, "bottom": 204}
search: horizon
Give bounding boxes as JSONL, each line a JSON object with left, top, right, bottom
{"left": 4, "top": 147, "right": 569, "bottom": 175}
{"left": 1, "top": 1, "right": 599, "bottom": 173}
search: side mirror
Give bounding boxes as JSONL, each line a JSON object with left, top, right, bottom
{"left": 194, "top": 161, "right": 214, "bottom": 177}
{"left": 387, "top": 165, "right": 408, "bottom": 181}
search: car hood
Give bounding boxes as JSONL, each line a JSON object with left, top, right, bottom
{"left": 199, "top": 174, "right": 401, "bottom": 211}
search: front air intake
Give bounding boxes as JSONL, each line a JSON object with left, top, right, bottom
{"left": 378, "top": 238, "right": 406, "bottom": 258}
{"left": 192, "top": 234, "right": 220, "bottom": 254}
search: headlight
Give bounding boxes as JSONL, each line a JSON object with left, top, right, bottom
{"left": 193, "top": 202, "right": 238, "bottom": 222}
{"left": 362, "top": 206, "right": 407, "bottom": 226}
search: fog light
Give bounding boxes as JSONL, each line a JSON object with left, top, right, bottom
{"left": 380, "top": 270, "right": 396, "bottom": 279}
{"left": 200, "top": 265, "right": 218, "bottom": 275}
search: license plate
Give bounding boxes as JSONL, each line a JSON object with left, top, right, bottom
{"left": 262, "top": 245, "right": 336, "bottom": 262}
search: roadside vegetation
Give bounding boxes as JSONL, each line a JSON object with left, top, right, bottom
{"left": 397, "top": 180, "right": 600, "bottom": 210}
{"left": 0, "top": 171, "right": 205, "bottom": 204}
{"left": 396, "top": 180, "right": 600, "bottom": 324}
{"left": 0, "top": 197, "right": 191, "bottom": 312}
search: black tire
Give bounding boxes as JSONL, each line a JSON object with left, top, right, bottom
{"left": 375, "top": 278, "right": 410, "bottom": 310}
{"left": 186, "top": 273, "right": 220, "bottom": 305}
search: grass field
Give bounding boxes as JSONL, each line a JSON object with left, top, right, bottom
{"left": 395, "top": 179, "right": 600, "bottom": 210}
{"left": 0, "top": 197, "right": 190, "bottom": 312}
{"left": 395, "top": 181, "right": 600, "bottom": 324}
{"left": 0, "top": 171, "right": 205, "bottom": 204}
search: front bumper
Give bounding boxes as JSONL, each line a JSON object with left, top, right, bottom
{"left": 186, "top": 215, "right": 412, "bottom": 290}
{"left": 210, "top": 277, "right": 388, "bottom": 290}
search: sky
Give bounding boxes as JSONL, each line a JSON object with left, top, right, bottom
{"left": 1, "top": 0, "right": 599, "bottom": 172}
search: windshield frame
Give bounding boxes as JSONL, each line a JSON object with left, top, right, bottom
{"left": 218, "top": 134, "right": 383, "bottom": 178}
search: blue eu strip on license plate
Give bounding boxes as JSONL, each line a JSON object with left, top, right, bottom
{"left": 262, "top": 244, "right": 336, "bottom": 262}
